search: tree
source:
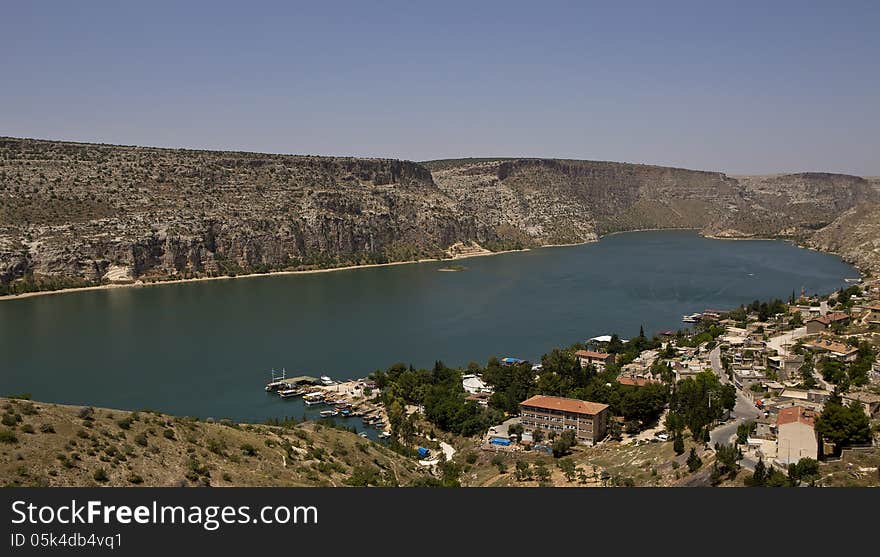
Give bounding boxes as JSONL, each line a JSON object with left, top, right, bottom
{"left": 788, "top": 457, "right": 820, "bottom": 486}
{"left": 515, "top": 460, "right": 531, "bottom": 481}
{"left": 609, "top": 418, "right": 623, "bottom": 441}
{"left": 534, "top": 462, "right": 551, "bottom": 483}
{"left": 799, "top": 356, "right": 817, "bottom": 389}
{"left": 673, "top": 433, "right": 685, "bottom": 455}
{"left": 736, "top": 420, "right": 756, "bottom": 445}
{"left": 686, "top": 448, "right": 702, "bottom": 472}
{"left": 713, "top": 443, "right": 743, "bottom": 479}
{"left": 558, "top": 458, "right": 577, "bottom": 482}
{"left": 551, "top": 429, "right": 577, "bottom": 457}
{"left": 815, "top": 397, "right": 871, "bottom": 454}
{"left": 746, "top": 458, "right": 767, "bottom": 487}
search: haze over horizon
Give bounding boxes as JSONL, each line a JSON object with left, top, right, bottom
{"left": 3, "top": 1, "right": 879, "bottom": 176}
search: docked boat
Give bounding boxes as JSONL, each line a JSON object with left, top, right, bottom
{"left": 358, "top": 432, "right": 368, "bottom": 438}
{"left": 264, "top": 368, "right": 289, "bottom": 392}
{"left": 320, "top": 375, "right": 335, "bottom": 386}
{"left": 377, "top": 431, "right": 391, "bottom": 439}
{"left": 302, "top": 391, "right": 326, "bottom": 406}
{"left": 682, "top": 313, "right": 702, "bottom": 323}
{"left": 278, "top": 387, "right": 302, "bottom": 399}
{"left": 319, "top": 410, "right": 339, "bottom": 417}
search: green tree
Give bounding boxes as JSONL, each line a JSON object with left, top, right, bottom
{"left": 815, "top": 396, "right": 871, "bottom": 454}
{"left": 558, "top": 458, "right": 577, "bottom": 482}
{"left": 515, "top": 460, "right": 531, "bottom": 481}
{"left": 746, "top": 458, "right": 767, "bottom": 487}
{"left": 534, "top": 462, "right": 551, "bottom": 483}
{"left": 686, "top": 448, "right": 702, "bottom": 472}
{"left": 673, "top": 433, "right": 685, "bottom": 455}
{"left": 736, "top": 420, "right": 756, "bottom": 445}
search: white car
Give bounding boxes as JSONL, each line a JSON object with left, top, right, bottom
{"left": 655, "top": 433, "right": 669, "bottom": 441}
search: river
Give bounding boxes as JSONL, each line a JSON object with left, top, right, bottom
{"left": 0, "top": 230, "right": 857, "bottom": 426}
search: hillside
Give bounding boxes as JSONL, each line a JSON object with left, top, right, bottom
{"left": 2, "top": 138, "right": 878, "bottom": 294}
{"left": 0, "top": 397, "right": 423, "bottom": 487}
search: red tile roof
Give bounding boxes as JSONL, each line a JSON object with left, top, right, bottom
{"left": 520, "top": 395, "right": 609, "bottom": 416}
{"left": 777, "top": 406, "right": 815, "bottom": 427}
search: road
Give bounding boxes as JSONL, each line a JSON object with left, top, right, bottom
{"left": 418, "top": 440, "right": 456, "bottom": 467}
{"left": 708, "top": 346, "right": 761, "bottom": 456}
{"left": 764, "top": 326, "right": 807, "bottom": 357}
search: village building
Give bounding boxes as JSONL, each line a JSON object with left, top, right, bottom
{"left": 462, "top": 374, "right": 492, "bottom": 394}
{"left": 842, "top": 391, "right": 880, "bottom": 418}
{"left": 767, "top": 354, "right": 804, "bottom": 381}
{"left": 575, "top": 350, "right": 615, "bottom": 371}
{"left": 866, "top": 302, "right": 880, "bottom": 327}
{"left": 805, "top": 312, "right": 850, "bottom": 334}
{"left": 519, "top": 395, "right": 609, "bottom": 446}
{"left": 617, "top": 376, "right": 659, "bottom": 387}
{"left": 776, "top": 406, "right": 819, "bottom": 466}
{"left": 803, "top": 338, "right": 859, "bottom": 362}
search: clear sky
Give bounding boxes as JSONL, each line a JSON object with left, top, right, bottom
{"left": 3, "top": 1, "right": 878, "bottom": 175}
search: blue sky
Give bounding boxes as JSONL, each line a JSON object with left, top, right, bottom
{"left": 2, "top": 1, "right": 879, "bottom": 175}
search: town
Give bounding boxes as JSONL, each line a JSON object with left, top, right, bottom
{"left": 336, "top": 280, "right": 880, "bottom": 487}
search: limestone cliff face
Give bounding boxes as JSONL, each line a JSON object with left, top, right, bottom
{"left": 806, "top": 203, "right": 880, "bottom": 274}
{"left": 1, "top": 139, "right": 878, "bottom": 292}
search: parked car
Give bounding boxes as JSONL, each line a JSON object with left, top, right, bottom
{"left": 655, "top": 433, "right": 669, "bottom": 441}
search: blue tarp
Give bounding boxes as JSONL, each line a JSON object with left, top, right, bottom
{"left": 490, "top": 438, "right": 512, "bottom": 446}
{"left": 501, "top": 357, "right": 526, "bottom": 365}
{"left": 417, "top": 447, "right": 430, "bottom": 458}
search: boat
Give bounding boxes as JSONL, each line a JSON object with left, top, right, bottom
{"left": 339, "top": 409, "right": 352, "bottom": 417}
{"left": 277, "top": 387, "right": 302, "bottom": 399}
{"left": 264, "top": 368, "right": 289, "bottom": 391}
{"left": 682, "top": 313, "right": 702, "bottom": 323}
{"left": 302, "top": 391, "right": 326, "bottom": 406}
{"left": 358, "top": 432, "right": 368, "bottom": 438}
{"left": 319, "top": 410, "right": 339, "bottom": 417}
{"left": 377, "top": 431, "right": 391, "bottom": 439}
{"left": 320, "top": 375, "right": 335, "bottom": 385}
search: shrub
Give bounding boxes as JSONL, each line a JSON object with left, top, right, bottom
{"left": 93, "top": 468, "right": 109, "bottom": 482}
{"left": 0, "top": 429, "right": 18, "bottom": 443}
{"left": 134, "top": 433, "right": 148, "bottom": 447}
{"left": 163, "top": 429, "right": 175, "bottom": 440}
{"left": 127, "top": 474, "right": 144, "bottom": 484}
{"left": 40, "top": 423, "right": 55, "bottom": 433}
{"left": 116, "top": 417, "right": 132, "bottom": 430}
{"left": 240, "top": 443, "right": 257, "bottom": 457}
{"left": 1, "top": 413, "right": 18, "bottom": 427}
{"left": 20, "top": 424, "right": 35, "bottom": 434}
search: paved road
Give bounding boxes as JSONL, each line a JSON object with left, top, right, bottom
{"left": 765, "top": 326, "right": 807, "bottom": 357}
{"left": 708, "top": 346, "right": 760, "bottom": 451}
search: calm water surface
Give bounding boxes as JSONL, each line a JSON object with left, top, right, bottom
{"left": 0, "top": 231, "right": 857, "bottom": 424}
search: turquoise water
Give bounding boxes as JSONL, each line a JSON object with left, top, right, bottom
{"left": 0, "top": 231, "right": 857, "bottom": 424}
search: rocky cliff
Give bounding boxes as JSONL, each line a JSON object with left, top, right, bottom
{"left": 1, "top": 138, "right": 878, "bottom": 294}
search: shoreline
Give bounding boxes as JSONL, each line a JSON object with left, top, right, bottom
{"left": 0, "top": 228, "right": 865, "bottom": 302}
{"left": 0, "top": 245, "right": 532, "bottom": 302}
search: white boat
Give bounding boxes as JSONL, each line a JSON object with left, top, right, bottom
{"left": 682, "top": 313, "right": 702, "bottom": 323}
{"left": 277, "top": 388, "right": 301, "bottom": 399}
{"left": 320, "top": 375, "right": 335, "bottom": 385}
{"left": 358, "top": 432, "right": 368, "bottom": 438}
{"left": 303, "top": 391, "right": 325, "bottom": 406}
{"left": 378, "top": 431, "right": 391, "bottom": 439}
{"left": 319, "top": 410, "right": 338, "bottom": 417}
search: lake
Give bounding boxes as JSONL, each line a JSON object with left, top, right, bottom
{"left": 0, "top": 231, "right": 858, "bottom": 426}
